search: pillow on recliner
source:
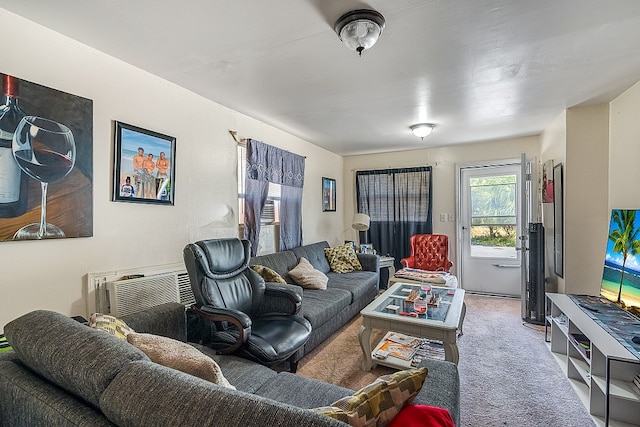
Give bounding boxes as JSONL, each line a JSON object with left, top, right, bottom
{"left": 289, "top": 257, "right": 328, "bottom": 290}
{"left": 127, "top": 332, "right": 235, "bottom": 389}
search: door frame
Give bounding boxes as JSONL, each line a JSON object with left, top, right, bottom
{"left": 454, "top": 158, "right": 522, "bottom": 290}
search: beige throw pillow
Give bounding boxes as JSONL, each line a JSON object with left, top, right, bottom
{"left": 127, "top": 332, "right": 235, "bottom": 389}
{"left": 288, "top": 257, "right": 328, "bottom": 290}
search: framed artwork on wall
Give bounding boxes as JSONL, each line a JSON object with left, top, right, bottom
{"left": 112, "top": 121, "right": 176, "bottom": 205}
{"left": 542, "top": 159, "right": 554, "bottom": 203}
{"left": 553, "top": 163, "right": 563, "bottom": 277}
{"left": 322, "top": 177, "right": 336, "bottom": 212}
{"left": 0, "top": 72, "right": 93, "bottom": 241}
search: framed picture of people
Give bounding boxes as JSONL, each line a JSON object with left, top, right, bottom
{"left": 112, "top": 121, "right": 175, "bottom": 205}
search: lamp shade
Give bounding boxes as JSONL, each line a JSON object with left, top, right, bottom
{"left": 352, "top": 213, "right": 370, "bottom": 231}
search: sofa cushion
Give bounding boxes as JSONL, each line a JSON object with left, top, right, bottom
{"left": 250, "top": 250, "right": 298, "bottom": 284}
{"left": 289, "top": 257, "right": 329, "bottom": 290}
{"left": 324, "top": 243, "right": 363, "bottom": 273}
{"left": 192, "top": 344, "right": 279, "bottom": 394}
{"left": 313, "top": 368, "right": 428, "bottom": 427}
{"left": 327, "top": 271, "right": 379, "bottom": 304}
{"left": 251, "top": 264, "right": 287, "bottom": 284}
{"left": 254, "top": 371, "right": 353, "bottom": 409}
{"left": 300, "top": 288, "right": 352, "bottom": 327}
{"left": 101, "top": 360, "right": 346, "bottom": 427}
{"left": 127, "top": 332, "right": 235, "bottom": 389}
{"left": 291, "top": 241, "right": 332, "bottom": 274}
{"left": 4, "top": 310, "right": 149, "bottom": 409}
{"left": 89, "top": 313, "right": 135, "bottom": 340}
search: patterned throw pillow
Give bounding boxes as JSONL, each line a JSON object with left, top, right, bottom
{"left": 313, "top": 367, "right": 428, "bottom": 427}
{"left": 88, "top": 313, "right": 135, "bottom": 340}
{"left": 288, "top": 257, "right": 328, "bottom": 290}
{"left": 324, "top": 243, "right": 363, "bottom": 273}
{"left": 251, "top": 264, "right": 287, "bottom": 284}
{"left": 127, "top": 332, "right": 235, "bottom": 389}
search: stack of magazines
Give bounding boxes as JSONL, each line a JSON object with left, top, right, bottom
{"left": 634, "top": 373, "right": 640, "bottom": 393}
{"left": 0, "top": 334, "right": 11, "bottom": 353}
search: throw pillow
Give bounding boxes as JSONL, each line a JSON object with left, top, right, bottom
{"left": 288, "top": 257, "right": 328, "bottom": 290}
{"left": 88, "top": 313, "right": 135, "bottom": 340}
{"left": 313, "top": 367, "right": 428, "bottom": 427}
{"left": 250, "top": 264, "right": 287, "bottom": 284}
{"left": 127, "top": 332, "right": 235, "bottom": 389}
{"left": 387, "top": 404, "right": 454, "bottom": 427}
{"left": 324, "top": 243, "right": 363, "bottom": 273}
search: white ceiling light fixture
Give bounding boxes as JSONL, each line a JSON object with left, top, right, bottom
{"left": 334, "top": 9, "right": 385, "bottom": 57}
{"left": 410, "top": 123, "right": 435, "bottom": 140}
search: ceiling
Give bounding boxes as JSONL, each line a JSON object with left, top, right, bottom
{"left": 3, "top": 0, "right": 640, "bottom": 156}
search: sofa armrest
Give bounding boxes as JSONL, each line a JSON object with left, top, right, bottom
{"left": 412, "top": 358, "right": 460, "bottom": 427}
{"left": 357, "top": 253, "right": 380, "bottom": 273}
{"left": 260, "top": 282, "right": 303, "bottom": 315}
{"left": 120, "top": 302, "right": 187, "bottom": 342}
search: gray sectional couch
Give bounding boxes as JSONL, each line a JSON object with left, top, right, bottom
{"left": 249, "top": 241, "right": 380, "bottom": 356}
{"left": 0, "top": 302, "right": 460, "bottom": 426}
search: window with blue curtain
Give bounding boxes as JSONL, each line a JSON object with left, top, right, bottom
{"left": 356, "top": 166, "right": 433, "bottom": 268}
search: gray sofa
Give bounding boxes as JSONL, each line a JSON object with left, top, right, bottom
{"left": 249, "top": 241, "right": 380, "bottom": 357}
{"left": 0, "top": 302, "right": 460, "bottom": 426}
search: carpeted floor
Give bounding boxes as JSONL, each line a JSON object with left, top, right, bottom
{"left": 295, "top": 293, "right": 596, "bottom": 427}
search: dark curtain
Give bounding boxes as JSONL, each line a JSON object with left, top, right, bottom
{"left": 244, "top": 139, "right": 305, "bottom": 255}
{"left": 356, "top": 167, "right": 432, "bottom": 269}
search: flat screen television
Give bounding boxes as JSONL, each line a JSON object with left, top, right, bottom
{"left": 600, "top": 209, "right": 640, "bottom": 319}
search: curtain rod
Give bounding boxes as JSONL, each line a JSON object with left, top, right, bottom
{"left": 229, "top": 130, "right": 307, "bottom": 158}
{"left": 350, "top": 163, "right": 438, "bottom": 172}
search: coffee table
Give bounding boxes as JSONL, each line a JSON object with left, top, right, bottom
{"left": 358, "top": 281, "right": 465, "bottom": 370}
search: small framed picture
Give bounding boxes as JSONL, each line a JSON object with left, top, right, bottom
{"left": 322, "top": 177, "right": 336, "bottom": 212}
{"left": 112, "top": 121, "right": 176, "bottom": 205}
{"left": 360, "top": 243, "right": 374, "bottom": 254}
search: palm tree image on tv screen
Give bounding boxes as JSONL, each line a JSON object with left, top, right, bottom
{"left": 601, "top": 209, "right": 640, "bottom": 319}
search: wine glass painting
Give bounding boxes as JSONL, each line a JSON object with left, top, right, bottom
{"left": 12, "top": 116, "right": 76, "bottom": 239}
{"left": 0, "top": 73, "right": 93, "bottom": 241}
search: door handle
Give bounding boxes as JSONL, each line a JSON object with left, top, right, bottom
{"left": 492, "top": 264, "right": 521, "bottom": 268}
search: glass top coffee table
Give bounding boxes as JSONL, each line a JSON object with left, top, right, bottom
{"left": 358, "top": 281, "right": 465, "bottom": 370}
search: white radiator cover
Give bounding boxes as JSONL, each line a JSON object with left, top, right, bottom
{"left": 86, "top": 262, "right": 195, "bottom": 317}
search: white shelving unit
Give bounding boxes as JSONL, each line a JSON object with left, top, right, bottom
{"left": 546, "top": 293, "right": 640, "bottom": 426}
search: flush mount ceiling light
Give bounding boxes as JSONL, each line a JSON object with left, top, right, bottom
{"left": 410, "top": 123, "right": 435, "bottom": 140}
{"left": 334, "top": 9, "right": 385, "bottom": 57}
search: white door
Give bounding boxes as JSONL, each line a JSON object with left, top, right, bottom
{"left": 458, "top": 161, "right": 522, "bottom": 296}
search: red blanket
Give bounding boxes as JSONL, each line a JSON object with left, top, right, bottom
{"left": 388, "top": 404, "right": 455, "bottom": 427}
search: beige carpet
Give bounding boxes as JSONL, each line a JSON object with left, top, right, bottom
{"left": 294, "top": 293, "right": 596, "bottom": 427}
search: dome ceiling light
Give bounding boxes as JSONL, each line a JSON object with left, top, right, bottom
{"left": 410, "top": 123, "right": 435, "bottom": 140}
{"left": 334, "top": 9, "right": 386, "bottom": 57}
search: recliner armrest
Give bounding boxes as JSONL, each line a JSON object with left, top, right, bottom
{"left": 191, "top": 304, "right": 252, "bottom": 355}
{"left": 260, "top": 283, "right": 303, "bottom": 315}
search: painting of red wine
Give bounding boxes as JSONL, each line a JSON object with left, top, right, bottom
{"left": 0, "top": 73, "right": 92, "bottom": 241}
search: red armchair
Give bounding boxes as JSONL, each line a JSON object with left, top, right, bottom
{"left": 400, "top": 234, "right": 453, "bottom": 272}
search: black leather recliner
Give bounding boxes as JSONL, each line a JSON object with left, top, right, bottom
{"left": 183, "top": 238, "right": 311, "bottom": 372}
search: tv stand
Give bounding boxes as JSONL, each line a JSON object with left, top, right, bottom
{"left": 546, "top": 293, "right": 640, "bottom": 426}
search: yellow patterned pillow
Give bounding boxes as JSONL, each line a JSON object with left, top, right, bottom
{"left": 88, "top": 313, "right": 135, "bottom": 340}
{"left": 313, "top": 367, "right": 428, "bottom": 427}
{"left": 324, "top": 243, "right": 363, "bottom": 273}
{"left": 251, "top": 264, "right": 287, "bottom": 284}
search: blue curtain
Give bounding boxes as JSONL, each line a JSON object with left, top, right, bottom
{"left": 356, "top": 166, "right": 432, "bottom": 269}
{"left": 244, "top": 139, "right": 305, "bottom": 255}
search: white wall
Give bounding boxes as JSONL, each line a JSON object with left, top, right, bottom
{"left": 0, "top": 10, "right": 343, "bottom": 329}
{"left": 539, "top": 111, "right": 566, "bottom": 292}
{"left": 342, "top": 136, "right": 540, "bottom": 269}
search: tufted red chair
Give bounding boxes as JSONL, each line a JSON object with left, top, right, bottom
{"left": 400, "top": 234, "right": 453, "bottom": 272}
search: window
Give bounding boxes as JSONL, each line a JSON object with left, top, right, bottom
{"left": 237, "top": 145, "right": 281, "bottom": 225}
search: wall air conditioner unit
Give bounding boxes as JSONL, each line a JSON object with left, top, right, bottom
{"left": 106, "top": 272, "right": 180, "bottom": 317}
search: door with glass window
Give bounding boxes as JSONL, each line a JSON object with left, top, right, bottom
{"left": 459, "top": 163, "right": 521, "bottom": 296}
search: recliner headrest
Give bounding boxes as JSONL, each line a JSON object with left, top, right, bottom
{"left": 193, "top": 238, "right": 252, "bottom": 279}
